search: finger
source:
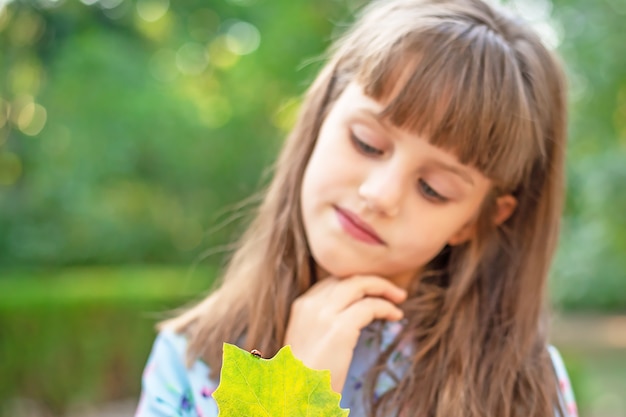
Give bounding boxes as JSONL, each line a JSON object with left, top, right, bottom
{"left": 337, "top": 296, "right": 404, "bottom": 330}
{"left": 330, "top": 275, "right": 408, "bottom": 308}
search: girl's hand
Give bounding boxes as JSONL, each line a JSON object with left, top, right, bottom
{"left": 284, "top": 275, "right": 407, "bottom": 393}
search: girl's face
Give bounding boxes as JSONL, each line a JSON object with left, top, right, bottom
{"left": 300, "top": 82, "right": 493, "bottom": 289}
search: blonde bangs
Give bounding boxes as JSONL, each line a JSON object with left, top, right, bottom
{"left": 337, "top": 4, "right": 545, "bottom": 189}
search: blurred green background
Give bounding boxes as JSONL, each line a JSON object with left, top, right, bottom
{"left": 0, "top": 0, "right": 624, "bottom": 416}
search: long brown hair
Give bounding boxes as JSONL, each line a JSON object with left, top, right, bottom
{"left": 161, "top": 1, "right": 568, "bottom": 416}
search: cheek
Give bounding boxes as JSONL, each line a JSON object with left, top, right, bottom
{"left": 394, "top": 209, "right": 471, "bottom": 257}
{"left": 301, "top": 133, "right": 356, "bottom": 200}
{"left": 392, "top": 229, "right": 445, "bottom": 268}
{"left": 300, "top": 142, "right": 339, "bottom": 227}
{"left": 300, "top": 150, "right": 328, "bottom": 211}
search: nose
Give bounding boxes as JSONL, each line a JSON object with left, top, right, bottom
{"left": 358, "top": 164, "right": 405, "bottom": 217}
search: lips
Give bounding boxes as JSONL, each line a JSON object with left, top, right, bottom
{"left": 334, "top": 206, "right": 385, "bottom": 245}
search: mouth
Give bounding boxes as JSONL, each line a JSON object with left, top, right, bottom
{"left": 334, "top": 205, "right": 385, "bottom": 245}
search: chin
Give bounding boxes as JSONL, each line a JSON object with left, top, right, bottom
{"left": 311, "top": 248, "right": 381, "bottom": 279}
{"left": 310, "top": 247, "right": 354, "bottom": 278}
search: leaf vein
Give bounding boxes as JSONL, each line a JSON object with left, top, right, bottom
{"left": 233, "top": 358, "right": 271, "bottom": 417}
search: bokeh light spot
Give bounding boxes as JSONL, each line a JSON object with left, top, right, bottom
{"left": 149, "top": 48, "right": 178, "bottom": 82}
{"left": 9, "top": 58, "right": 43, "bottom": 96}
{"left": 17, "top": 102, "right": 47, "bottom": 136}
{"left": 176, "top": 42, "right": 208, "bottom": 75}
{"left": 511, "top": 0, "right": 552, "bottom": 22}
{"left": 225, "top": 21, "right": 260, "bottom": 55}
{"left": 99, "top": 0, "right": 123, "bottom": 10}
{"left": 35, "top": 0, "right": 65, "bottom": 9}
{"left": 102, "top": 0, "right": 131, "bottom": 20}
{"left": 134, "top": 7, "right": 172, "bottom": 41}
{"left": 0, "top": 6, "right": 11, "bottom": 32}
{"left": 136, "top": 0, "right": 169, "bottom": 22}
{"left": 10, "top": 95, "right": 33, "bottom": 125}
{"left": 207, "top": 36, "right": 240, "bottom": 69}
{"left": 531, "top": 19, "right": 562, "bottom": 50}
{"left": 0, "top": 152, "right": 23, "bottom": 186}
{"left": 505, "top": 0, "right": 562, "bottom": 49}
{"left": 9, "top": 10, "right": 45, "bottom": 46}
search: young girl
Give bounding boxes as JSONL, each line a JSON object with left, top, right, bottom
{"left": 135, "top": 0, "right": 578, "bottom": 416}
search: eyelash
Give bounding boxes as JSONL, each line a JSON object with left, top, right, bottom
{"left": 350, "top": 130, "right": 448, "bottom": 203}
{"left": 419, "top": 179, "right": 448, "bottom": 202}
{"left": 350, "top": 131, "right": 384, "bottom": 156}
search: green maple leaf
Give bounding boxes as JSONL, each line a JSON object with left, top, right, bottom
{"left": 213, "top": 343, "right": 350, "bottom": 417}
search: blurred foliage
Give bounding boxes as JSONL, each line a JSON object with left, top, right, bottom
{"left": 0, "top": 0, "right": 352, "bottom": 266}
{"left": 547, "top": 0, "right": 626, "bottom": 311}
{"left": 0, "top": 0, "right": 624, "bottom": 309}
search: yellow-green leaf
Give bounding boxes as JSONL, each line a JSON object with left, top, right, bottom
{"left": 213, "top": 343, "right": 350, "bottom": 417}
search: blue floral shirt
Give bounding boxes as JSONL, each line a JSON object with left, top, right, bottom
{"left": 135, "top": 321, "right": 577, "bottom": 417}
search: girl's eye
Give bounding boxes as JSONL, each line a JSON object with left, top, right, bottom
{"left": 419, "top": 179, "right": 448, "bottom": 202}
{"left": 350, "top": 131, "right": 384, "bottom": 156}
